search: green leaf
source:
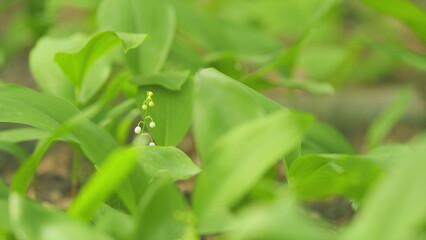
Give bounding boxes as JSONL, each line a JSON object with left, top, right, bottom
{"left": 282, "top": 78, "right": 335, "bottom": 95}
{"left": 193, "top": 110, "right": 313, "bottom": 233}
{"left": 360, "top": 0, "right": 426, "bottom": 41}
{"left": 0, "top": 85, "right": 117, "bottom": 164}
{"left": 68, "top": 147, "right": 140, "bottom": 221}
{"left": 120, "top": 147, "right": 199, "bottom": 240}
{"left": 288, "top": 154, "right": 383, "bottom": 202}
{"left": 69, "top": 146, "right": 199, "bottom": 221}
{"left": 0, "top": 85, "right": 118, "bottom": 193}
{"left": 230, "top": 197, "right": 334, "bottom": 240}
{"left": 30, "top": 34, "right": 112, "bottom": 104}
{"left": 341, "top": 140, "right": 426, "bottom": 240}
{"left": 366, "top": 144, "right": 412, "bottom": 169}
{"left": 8, "top": 193, "right": 114, "bottom": 240}
{"left": 0, "top": 141, "right": 28, "bottom": 161}
{"left": 138, "top": 77, "right": 193, "bottom": 146}
{"left": 303, "top": 121, "right": 355, "bottom": 155}
{"left": 370, "top": 42, "right": 426, "bottom": 72}
{"left": 0, "top": 128, "right": 48, "bottom": 143}
{"left": 94, "top": 205, "right": 135, "bottom": 240}
{"left": 366, "top": 87, "right": 412, "bottom": 149}
{"left": 131, "top": 70, "right": 190, "bottom": 91}
{"left": 98, "top": 0, "right": 176, "bottom": 75}
{"left": 0, "top": 199, "right": 10, "bottom": 233}
{"left": 194, "top": 68, "right": 286, "bottom": 160}
{"left": 55, "top": 31, "right": 147, "bottom": 88}
{"left": 30, "top": 34, "right": 85, "bottom": 100}
{"left": 137, "top": 146, "right": 200, "bottom": 181}
{"left": 134, "top": 182, "right": 191, "bottom": 240}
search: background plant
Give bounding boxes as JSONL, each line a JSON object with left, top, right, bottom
{"left": 0, "top": 0, "right": 425, "bottom": 240}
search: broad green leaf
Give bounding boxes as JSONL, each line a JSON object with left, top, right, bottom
{"left": 0, "top": 141, "right": 28, "bottom": 161}
{"left": 288, "top": 154, "right": 383, "bottom": 202}
{"left": 0, "top": 85, "right": 117, "bottom": 164}
{"left": 55, "top": 31, "right": 147, "bottom": 88}
{"left": 138, "top": 77, "right": 193, "bottom": 146}
{"left": 366, "top": 87, "right": 412, "bottom": 149}
{"left": 134, "top": 182, "right": 191, "bottom": 240}
{"left": 341, "top": 140, "right": 426, "bottom": 240}
{"left": 131, "top": 70, "right": 190, "bottom": 91}
{"left": 116, "top": 147, "right": 199, "bottom": 240}
{"left": 98, "top": 0, "right": 176, "bottom": 75}
{"left": 370, "top": 42, "right": 426, "bottom": 72}
{"left": 360, "top": 0, "right": 426, "bottom": 41}
{"left": 193, "top": 110, "right": 313, "bottom": 233}
{"left": 8, "top": 193, "right": 114, "bottom": 240}
{"left": 126, "top": 146, "right": 200, "bottom": 202}
{"left": 94, "top": 205, "right": 135, "bottom": 240}
{"left": 230, "top": 197, "right": 334, "bottom": 240}
{"left": 366, "top": 144, "right": 412, "bottom": 169}
{"left": 68, "top": 147, "right": 140, "bottom": 221}
{"left": 0, "top": 128, "right": 48, "bottom": 143}
{"left": 30, "top": 34, "right": 114, "bottom": 103}
{"left": 303, "top": 121, "right": 355, "bottom": 155}
{"left": 171, "top": 0, "right": 280, "bottom": 56}
{"left": 194, "top": 68, "right": 286, "bottom": 160}
{"left": 137, "top": 146, "right": 200, "bottom": 181}
{"left": 30, "top": 34, "right": 85, "bottom": 100}
{"left": 0, "top": 85, "right": 118, "bottom": 193}
{"left": 69, "top": 146, "right": 199, "bottom": 221}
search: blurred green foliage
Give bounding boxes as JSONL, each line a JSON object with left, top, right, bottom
{"left": 0, "top": 0, "right": 425, "bottom": 239}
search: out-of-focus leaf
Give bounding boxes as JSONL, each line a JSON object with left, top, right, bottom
{"left": 98, "top": 0, "right": 175, "bottom": 75}
{"left": 366, "top": 87, "right": 412, "bottom": 149}
{"left": 282, "top": 78, "right": 335, "bottom": 95}
{"left": 342, "top": 140, "right": 426, "bottom": 240}
{"left": 0, "top": 141, "right": 28, "bottom": 161}
{"left": 370, "top": 42, "right": 426, "bottom": 72}
{"left": 204, "top": 52, "right": 243, "bottom": 79}
{"left": 68, "top": 147, "right": 140, "bottom": 221}
{"left": 55, "top": 31, "right": 147, "bottom": 88}
{"left": 134, "top": 182, "right": 190, "bottom": 240}
{"left": 360, "top": 0, "right": 426, "bottom": 41}
{"left": 288, "top": 154, "right": 383, "bottom": 202}
{"left": 230, "top": 197, "right": 334, "bottom": 240}
{"left": 69, "top": 146, "right": 199, "bottom": 222}
{"left": 9, "top": 193, "right": 114, "bottom": 240}
{"left": 193, "top": 110, "right": 313, "bottom": 233}
{"left": 242, "top": 0, "right": 339, "bottom": 83}
{"left": 132, "top": 70, "right": 190, "bottom": 91}
{"left": 30, "top": 34, "right": 85, "bottom": 100}
{"left": 366, "top": 144, "right": 412, "bottom": 169}
{"left": 0, "top": 128, "right": 48, "bottom": 143}
{"left": 94, "top": 205, "right": 135, "bottom": 240}
{"left": 172, "top": 0, "right": 281, "bottom": 57}
{"left": 0, "top": 85, "right": 117, "bottom": 193}
{"left": 303, "top": 121, "right": 355, "bottom": 155}
{"left": 0, "top": 199, "right": 10, "bottom": 233}
{"left": 194, "top": 68, "right": 285, "bottom": 160}
{"left": 30, "top": 34, "right": 112, "bottom": 104}
{"left": 138, "top": 78, "right": 193, "bottom": 146}
{"left": 0, "top": 85, "right": 117, "bottom": 164}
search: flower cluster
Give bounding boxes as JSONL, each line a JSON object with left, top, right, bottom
{"left": 134, "top": 91, "right": 156, "bottom": 146}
